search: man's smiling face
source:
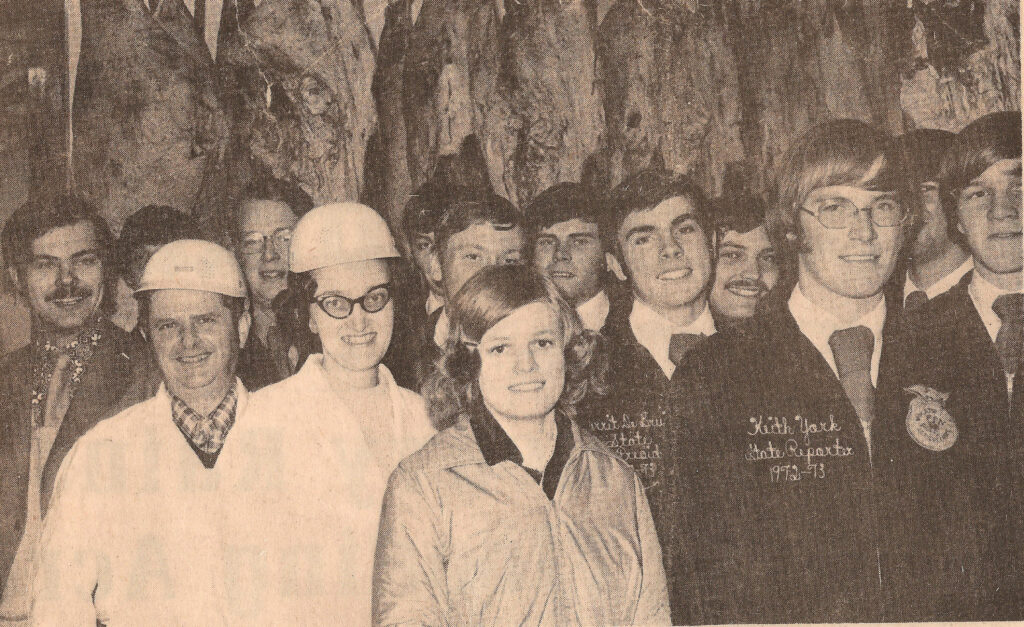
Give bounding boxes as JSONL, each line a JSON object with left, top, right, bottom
{"left": 797, "top": 184, "right": 903, "bottom": 300}
{"left": 617, "top": 196, "right": 712, "bottom": 313}
{"left": 533, "top": 218, "right": 606, "bottom": 306}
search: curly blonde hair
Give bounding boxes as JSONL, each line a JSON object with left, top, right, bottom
{"left": 423, "top": 265, "right": 608, "bottom": 430}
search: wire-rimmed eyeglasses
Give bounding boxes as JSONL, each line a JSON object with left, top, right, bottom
{"left": 799, "top": 195, "right": 908, "bottom": 229}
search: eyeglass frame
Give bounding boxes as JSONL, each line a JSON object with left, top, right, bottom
{"left": 311, "top": 282, "right": 393, "bottom": 320}
{"left": 239, "top": 228, "right": 294, "bottom": 256}
{"left": 797, "top": 193, "right": 909, "bottom": 230}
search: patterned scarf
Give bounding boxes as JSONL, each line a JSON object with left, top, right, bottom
{"left": 30, "top": 317, "right": 104, "bottom": 426}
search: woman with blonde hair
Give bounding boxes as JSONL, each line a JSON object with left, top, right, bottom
{"left": 373, "top": 264, "right": 669, "bottom": 626}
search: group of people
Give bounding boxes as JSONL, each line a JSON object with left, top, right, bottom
{"left": 0, "top": 109, "right": 1019, "bottom": 626}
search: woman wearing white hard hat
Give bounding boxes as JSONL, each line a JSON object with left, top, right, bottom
{"left": 247, "top": 202, "right": 435, "bottom": 625}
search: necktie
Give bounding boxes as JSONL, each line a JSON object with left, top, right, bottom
{"left": 829, "top": 326, "right": 875, "bottom": 426}
{"left": 41, "top": 353, "right": 73, "bottom": 428}
{"left": 993, "top": 293, "right": 1024, "bottom": 375}
{"left": 904, "top": 290, "right": 928, "bottom": 312}
{"left": 669, "top": 333, "right": 704, "bottom": 366}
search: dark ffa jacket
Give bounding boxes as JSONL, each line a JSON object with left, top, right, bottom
{"left": 874, "top": 272, "right": 1024, "bottom": 621}
{"left": 661, "top": 294, "right": 903, "bottom": 625}
{"left": 0, "top": 320, "right": 147, "bottom": 589}
{"left": 580, "top": 311, "right": 678, "bottom": 534}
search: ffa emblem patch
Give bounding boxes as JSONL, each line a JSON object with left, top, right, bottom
{"left": 904, "top": 384, "right": 957, "bottom": 452}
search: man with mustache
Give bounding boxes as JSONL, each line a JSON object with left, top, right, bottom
{"left": 661, "top": 120, "right": 914, "bottom": 624}
{"left": 526, "top": 182, "right": 626, "bottom": 334}
{"left": 891, "top": 129, "right": 972, "bottom": 316}
{"left": 233, "top": 175, "right": 314, "bottom": 390}
{"left": 590, "top": 169, "right": 716, "bottom": 531}
{"left": 0, "top": 194, "right": 146, "bottom": 624}
{"left": 709, "top": 190, "right": 780, "bottom": 328}
{"left": 877, "top": 111, "right": 1023, "bottom": 621}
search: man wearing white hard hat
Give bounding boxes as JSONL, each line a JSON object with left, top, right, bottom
{"left": 247, "top": 202, "right": 435, "bottom": 625}
{"left": 32, "top": 240, "right": 299, "bottom": 624}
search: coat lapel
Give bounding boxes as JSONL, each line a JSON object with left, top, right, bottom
{"left": 41, "top": 325, "right": 134, "bottom": 513}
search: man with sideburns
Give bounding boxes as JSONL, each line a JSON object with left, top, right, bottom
{"left": 0, "top": 195, "right": 146, "bottom": 624}
{"left": 709, "top": 189, "right": 780, "bottom": 329}
{"left": 662, "top": 119, "right": 914, "bottom": 624}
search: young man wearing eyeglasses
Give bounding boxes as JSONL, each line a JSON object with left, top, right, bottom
{"left": 660, "top": 120, "right": 914, "bottom": 625}
{"left": 876, "top": 111, "right": 1023, "bottom": 621}
{"left": 233, "top": 175, "right": 314, "bottom": 390}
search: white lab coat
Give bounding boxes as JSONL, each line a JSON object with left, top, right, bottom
{"left": 244, "top": 357, "right": 436, "bottom": 626}
{"left": 32, "top": 380, "right": 309, "bottom": 626}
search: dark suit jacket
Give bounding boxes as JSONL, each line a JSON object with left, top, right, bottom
{"left": 874, "top": 272, "right": 1024, "bottom": 621}
{"left": 579, "top": 308, "right": 679, "bottom": 534}
{"left": 0, "top": 320, "right": 147, "bottom": 589}
{"left": 661, "top": 294, "right": 903, "bottom": 625}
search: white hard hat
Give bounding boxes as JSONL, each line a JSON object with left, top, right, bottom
{"left": 135, "top": 239, "right": 248, "bottom": 298}
{"left": 289, "top": 202, "right": 400, "bottom": 273}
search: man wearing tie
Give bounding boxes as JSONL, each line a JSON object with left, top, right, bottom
{"left": 0, "top": 195, "right": 146, "bottom": 624}
{"left": 661, "top": 120, "right": 913, "bottom": 624}
{"left": 587, "top": 169, "right": 716, "bottom": 531}
{"left": 876, "top": 110, "right": 1023, "bottom": 622}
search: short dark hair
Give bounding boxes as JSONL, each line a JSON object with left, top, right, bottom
{"left": 939, "top": 111, "right": 1022, "bottom": 242}
{"left": 434, "top": 188, "right": 524, "bottom": 256}
{"left": 896, "top": 128, "right": 956, "bottom": 185}
{"left": 237, "top": 176, "right": 315, "bottom": 230}
{"left": 770, "top": 119, "right": 914, "bottom": 258}
{"left": 524, "top": 182, "right": 606, "bottom": 248}
{"left": 714, "top": 191, "right": 767, "bottom": 239}
{"left": 603, "top": 169, "right": 713, "bottom": 252}
{"left": 402, "top": 180, "right": 447, "bottom": 241}
{"left": 115, "top": 205, "right": 201, "bottom": 274}
{"left": 1, "top": 193, "right": 117, "bottom": 314}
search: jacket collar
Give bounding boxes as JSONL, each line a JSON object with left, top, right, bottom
{"left": 441, "top": 411, "right": 608, "bottom": 470}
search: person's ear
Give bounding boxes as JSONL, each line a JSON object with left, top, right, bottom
{"left": 237, "top": 308, "right": 252, "bottom": 348}
{"left": 606, "top": 253, "right": 626, "bottom": 282}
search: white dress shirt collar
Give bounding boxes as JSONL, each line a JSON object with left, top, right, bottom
{"left": 788, "top": 284, "right": 886, "bottom": 386}
{"left": 425, "top": 292, "right": 444, "bottom": 317}
{"left": 433, "top": 308, "right": 449, "bottom": 348}
{"left": 629, "top": 299, "right": 716, "bottom": 380}
{"left": 904, "top": 257, "right": 974, "bottom": 302}
{"left": 576, "top": 290, "right": 611, "bottom": 333}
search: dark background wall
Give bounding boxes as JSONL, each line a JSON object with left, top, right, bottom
{"left": 1, "top": 0, "right": 1019, "bottom": 239}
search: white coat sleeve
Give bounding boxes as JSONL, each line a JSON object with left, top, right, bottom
{"left": 33, "top": 437, "right": 104, "bottom": 626}
{"left": 632, "top": 473, "right": 671, "bottom": 625}
{"left": 372, "top": 465, "right": 447, "bottom": 627}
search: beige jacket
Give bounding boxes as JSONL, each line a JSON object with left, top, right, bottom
{"left": 372, "top": 415, "right": 670, "bottom": 626}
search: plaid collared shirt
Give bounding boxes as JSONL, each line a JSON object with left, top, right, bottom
{"left": 169, "top": 384, "right": 239, "bottom": 465}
